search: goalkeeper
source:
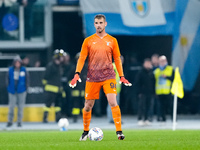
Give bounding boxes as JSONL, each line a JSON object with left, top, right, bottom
{"left": 69, "top": 14, "right": 132, "bottom": 141}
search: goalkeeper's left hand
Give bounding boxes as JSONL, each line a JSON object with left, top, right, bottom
{"left": 119, "top": 76, "right": 132, "bottom": 86}
{"left": 69, "top": 73, "right": 82, "bottom": 88}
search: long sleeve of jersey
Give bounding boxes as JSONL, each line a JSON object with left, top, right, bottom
{"left": 75, "top": 39, "right": 88, "bottom": 73}
{"left": 113, "top": 38, "right": 124, "bottom": 77}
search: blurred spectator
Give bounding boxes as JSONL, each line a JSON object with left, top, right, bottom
{"left": 151, "top": 54, "right": 159, "bottom": 71}
{"left": 63, "top": 52, "right": 70, "bottom": 66}
{"left": 17, "top": 0, "right": 37, "bottom": 40}
{"left": 21, "top": 55, "right": 31, "bottom": 67}
{"left": 34, "top": 60, "right": 41, "bottom": 67}
{"left": 61, "top": 52, "right": 73, "bottom": 117}
{"left": 154, "top": 55, "right": 174, "bottom": 123}
{"left": 70, "top": 52, "right": 87, "bottom": 122}
{"left": 107, "top": 56, "right": 124, "bottom": 123}
{"left": 0, "top": 0, "right": 17, "bottom": 40}
{"left": 6, "top": 56, "right": 29, "bottom": 127}
{"left": 151, "top": 53, "right": 160, "bottom": 121}
{"left": 124, "top": 55, "right": 141, "bottom": 114}
{"left": 42, "top": 49, "right": 65, "bottom": 123}
{"left": 135, "top": 58, "right": 155, "bottom": 126}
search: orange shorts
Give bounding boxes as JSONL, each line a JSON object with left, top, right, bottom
{"left": 85, "top": 79, "right": 117, "bottom": 100}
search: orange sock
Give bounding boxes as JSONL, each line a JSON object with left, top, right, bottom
{"left": 111, "top": 105, "right": 122, "bottom": 131}
{"left": 83, "top": 108, "right": 92, "bottom": 131}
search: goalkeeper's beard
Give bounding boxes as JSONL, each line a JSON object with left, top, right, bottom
{"left": 97, "top": 27, "right": 105, "bottom": 33}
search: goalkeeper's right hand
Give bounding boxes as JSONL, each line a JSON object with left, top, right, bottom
{"left": 119, "top": 76, "right": 132, "bottom": 86}
{"left": 69, "top": 73, "right": 82, "bottom": 88}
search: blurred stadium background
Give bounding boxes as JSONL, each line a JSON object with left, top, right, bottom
{"left": 0, "top": 0, "right": 200, "bottom": 124}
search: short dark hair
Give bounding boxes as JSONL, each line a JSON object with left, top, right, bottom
{"left": 94, "top": 14, "right": 106, "bottom": 21}
{"left": 151, "top": 54, "right": 159, "bottom": 58}
{"left": 144, "top": 58, "right": 151, "bottom": 63}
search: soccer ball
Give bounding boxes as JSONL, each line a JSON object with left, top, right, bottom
{"left": 58, "top": 118, "right": 69, "bottom": 131}
{"left": 88, "top": 127, "right": 103, "bottom": 141}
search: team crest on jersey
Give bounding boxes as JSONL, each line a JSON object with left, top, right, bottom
{"left": 106, "top": 41, "right": 111, "bottom": 46}
{"left": 130, "top": 0, "right": 150, "bottom": 17}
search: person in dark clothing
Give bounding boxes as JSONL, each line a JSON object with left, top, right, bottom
{"left": 151, "top": 54, "right": 159, "bottom": 71}
{"left": 61, "top": 52, "right": 73, "bottom": 117}
{"left": 124, "top": 55, "right": 141, "bottom": 114}
{"left": 135, "top": 58, "right": 155, "bottom": 126}
{"left": 42, "top": 49, "right": 65, "bottom": 123}
{"left": 151, "top": 53, "right": 160, "bottom": 121}
{"left": 21, "top": 55, "right": 31, "bottom": 67}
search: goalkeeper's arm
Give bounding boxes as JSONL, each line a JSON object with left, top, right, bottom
{"left": 69, "top": 40, "right": 88, "bottom": 88}
{"left": 114, "top": 56, "right": 132, "bottom": 86}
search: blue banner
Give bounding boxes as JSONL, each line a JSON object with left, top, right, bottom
{"left": 172, "top": 0, "right": 200, "bottom": 91}
{"left": 80, "top": 0, "right": 175, "bottom": 36}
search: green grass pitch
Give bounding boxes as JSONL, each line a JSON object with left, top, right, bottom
{"left": 0, "top": 130, "right": 200, "bottom": 150}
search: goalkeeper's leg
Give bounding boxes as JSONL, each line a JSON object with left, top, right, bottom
{"left": 79, "top": 100, "right": 95, "bottom": 141}
{"left": 107, "top": 93, "right": 125, "bottom": 140}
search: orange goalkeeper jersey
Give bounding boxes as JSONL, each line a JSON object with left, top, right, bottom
{"left": 76, "top": 33, "right": 124, "bottom": 82}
